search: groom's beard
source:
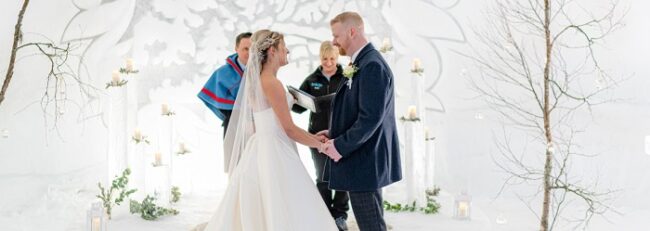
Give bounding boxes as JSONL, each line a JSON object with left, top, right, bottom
{"left": 338, "top": 47, "right": 347, "bottom": 56}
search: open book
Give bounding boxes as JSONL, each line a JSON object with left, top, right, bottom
{"left": 287, "top": 85, "right": 335, "bottom": 113}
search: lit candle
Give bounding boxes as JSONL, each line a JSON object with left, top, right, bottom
{"left": 111, "top": 71, "right": 120, "bottom": 84}
{"left": 126, "top": 58, "right": 134, "bottom": 72}
{"left": 412, "top": 58, "right": 422, "bottom": 71}
{"left": 458, "top": 202, "right": 468, "bottom": 217}
{"left": 133, "top": 128, "right": 142, "bottom": 140}
{"left": 424, "top": 127, "right": 429, "bottom": 139}
{"left": 161, "top": 103, "right": 169, "bottom": 115}
{"left": 407, "top": 105, "right": 417, "bottom": 119}
{"left": 91, "top": 217, "right": 101, "bottom": 231}
{"left": 382, "top": 38, "right": 391, "bottom": 49}
{"left": 154, "top": 152, "right": 162, "bottom": 166}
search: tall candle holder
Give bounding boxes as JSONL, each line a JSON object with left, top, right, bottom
{"left": 107, "top": 81, "right": 128, "bottom": 184}
{"left": 424, "top": 127, "right": 436, "bottom": 188}
{"left": 399, "top": 114, "right": 427, "bottom": 205}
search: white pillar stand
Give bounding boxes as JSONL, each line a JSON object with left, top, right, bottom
{"left": 159, "top": 115, "right": 175, "bottom": 188}
{"left": 424, "top": 137, "right": 435, "bottom": 189}
{"left": 403, "top": 120, "right": 427, "bottom": 205}
{"left": 381, "top": 50, "right": 395, "bottom": 70}
{"left": 107, "top": 87, "right": 128, "bottom": 183}
{"left": 383, "top": 50, "right": 401, "bottom": 100}
{"left": 159, "top": 115, "right": 174, "bottom": 161}
{"left": 173, "top": 153, "right": 193, "bottom": 195}
{"left": 125, "top": 77, "right": 139, "bottom": 167}
{"left": 148, "top": 165, "right": 171, "bottom": 207}
{"left": 130, "top": 142, "right": 147, "bottom": 200}
{"left": 411, "top": 72, "right": 425, "bottom": 120}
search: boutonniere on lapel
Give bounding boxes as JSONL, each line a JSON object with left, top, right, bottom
{"left": 342, "top": 64, "right": 358, "bottom": 89}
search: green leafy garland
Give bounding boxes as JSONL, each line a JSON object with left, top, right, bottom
{"left": 97, "top": 168, "right": 137, "bottom": 219}
{"left": 129, "top": 195, "right": 179, "bottom": 220}
{"left": 383, "top": 187, "right": 441, "bottom": 214}
{"left": 97, "top": 169, "right": 184, "bottom": 221}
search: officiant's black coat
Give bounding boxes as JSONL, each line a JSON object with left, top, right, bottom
{"left": 291, "top": 64, "right": 345, "bottom": 133}
{"left": 328, "top": 44, "right": 402, "bottom": 191}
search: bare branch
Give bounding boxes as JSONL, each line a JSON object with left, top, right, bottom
{"left": 0, "top": 0, "right": 30, "bottom": 105}
{"left": 466, "top": 0, "right": 624, "bottom": 230}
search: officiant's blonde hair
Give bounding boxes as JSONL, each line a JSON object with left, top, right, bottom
{"left": 330, "top": 11, "right": 364, "bottom": 30}
{"left": 319, "top": 41, "right": 339, "bottom": 59}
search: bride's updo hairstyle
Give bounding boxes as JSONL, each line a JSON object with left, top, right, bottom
{"left": 251, "top": 29, "right": 284, "bottom": 65}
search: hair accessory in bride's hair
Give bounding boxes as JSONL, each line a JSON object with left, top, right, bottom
{"left": 256, "top": 32, "right": 280, "bottom": 63}
{"left": 257, "top": 35, "right": 277, "bottom": 52}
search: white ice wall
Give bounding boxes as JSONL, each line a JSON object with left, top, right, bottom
{"left": 1, "top": 0, "right": 649, "bottom": 210}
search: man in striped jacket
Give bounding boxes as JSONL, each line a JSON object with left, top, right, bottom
{"left": 198, "top": 32, "right": 252, "bottom": 137}
{"left": 198, "top": 32, "right": 252, "bottom": 172}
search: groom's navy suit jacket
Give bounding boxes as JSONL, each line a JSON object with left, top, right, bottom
{"left": 328, "top": 43, "right": 402, "bottom": 192}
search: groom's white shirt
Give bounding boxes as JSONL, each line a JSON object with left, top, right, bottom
{"left": 350, "top": 42, "right": 370, "bottom": 64}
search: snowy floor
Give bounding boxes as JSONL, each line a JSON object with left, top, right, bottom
{"left": 1, "top": 165, "right": 649, "bottom": 231}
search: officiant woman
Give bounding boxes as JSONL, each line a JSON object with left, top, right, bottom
{"left": 291, "top": 41, "right": 349, "bottom": 230}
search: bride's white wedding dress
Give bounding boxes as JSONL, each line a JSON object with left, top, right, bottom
{"left": 202, "top": 92, "right": 338, "bottom": 231}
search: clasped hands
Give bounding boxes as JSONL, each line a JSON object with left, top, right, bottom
{"left": 315, "top": 130, "right": 342, "bottom": 162}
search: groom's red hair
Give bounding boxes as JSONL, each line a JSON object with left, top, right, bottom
{"left": 330, "top": 11, "right": 364, "bottom": 29}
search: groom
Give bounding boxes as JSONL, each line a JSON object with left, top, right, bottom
{"left": 319, "top": 12, "right": 402, "bottom": 231}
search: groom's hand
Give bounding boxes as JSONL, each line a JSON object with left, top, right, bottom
{"left": 317, "top": 142, "right": 328, "bottom": 153}
{"left": 323, "top": 140, "right": 342, "bottom": 162}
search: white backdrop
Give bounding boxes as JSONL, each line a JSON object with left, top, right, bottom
{"left": 1, "top": 0, "right": 649, "bottom": 230}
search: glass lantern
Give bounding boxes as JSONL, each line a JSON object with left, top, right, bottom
{"left": 87, "top": 202, "right": 107, "bottom": 231}
{"left": 454, "top": 192, "right": 472, "bottom": 220}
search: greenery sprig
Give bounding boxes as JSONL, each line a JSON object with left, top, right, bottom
{"left": 399, "top": 116, "right": 421, "bottom": 122}
{"left": 119, "top": 68, "right": 139, "bottom": 74}
{"left": 97, "top": 168, "right": 137, "bottom": 219}
{"left": 129, "top": 194, "right": 179, "bottom": 220}
{"left": 383, "top": 186, "right": 441, "bottom": 215}
{"left": 105, "top": 80, "right": 128, "bottom": 89}
{"left": 171, "top": 186, "right": 181, "bottom": 203}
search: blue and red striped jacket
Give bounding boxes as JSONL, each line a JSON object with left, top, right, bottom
{"left": 198, "top": 53, "right": 244, "bottom": 120}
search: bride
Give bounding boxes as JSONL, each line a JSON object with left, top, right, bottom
{"left": 199, "top": 29, "right": 338, "bottom": 231}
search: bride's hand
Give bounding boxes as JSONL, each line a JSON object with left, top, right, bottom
{"left": 316, "top": 134, "right": 329, "bottom": 143}
{"left": 315, "top": 130, "right": 329, "bottom": 142}
{"left": 316, "top": 130, "right": 329, "bottom": 136}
